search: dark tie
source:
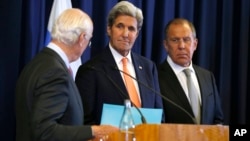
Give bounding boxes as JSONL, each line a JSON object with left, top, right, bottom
{"left": 122, "top": 58, "right": 141, "bottom": 107}
{"left": 183, "top": 69, "right": 200, "bottom": 124}
{"left": 68, "top": 66, "right": 73, "bottom": 77}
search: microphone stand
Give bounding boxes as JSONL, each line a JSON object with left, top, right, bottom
{"left": 114, "top": 67, "right": 197, "bottom": 124}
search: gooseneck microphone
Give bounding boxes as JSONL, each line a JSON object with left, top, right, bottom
{"left": 113, "top": 67, "right": 196, "bottom": 124}
{"left": 87, "top": 66, "right": 147, "bottom": 124}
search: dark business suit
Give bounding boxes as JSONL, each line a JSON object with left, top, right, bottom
{"left": 158, "top": 60, "right": 224, "bottom": 124}
{"left": 75, "top": 47, "right": 163, "bottom": 125}
{"left": 15, "top": 48, "right": 93, "bottom": 141}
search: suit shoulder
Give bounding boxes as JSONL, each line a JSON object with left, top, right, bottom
{"left": 132, "top": 53, "right": 155, "bottom": 64}
{"left": 78, "top": 49, "right": 112, "bottom": 71}
{"left": 193, "top": 64, "right": 214, "bottom": 75}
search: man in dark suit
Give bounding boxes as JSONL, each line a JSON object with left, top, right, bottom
{"left": 158, "top": 18, "right": 224, "bottom": 124}
{"left": 15, "top": 8, "right": 118, "bottom": 141}
{"left": 75, "top": 1, "right": 163, "bottom": 125}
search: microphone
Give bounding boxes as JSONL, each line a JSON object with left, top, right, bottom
{"left": 113, "top": 67, "right": 197, "bottom": 124}
{"left": 87, "top": 66, "right": 147, "bottom": 124}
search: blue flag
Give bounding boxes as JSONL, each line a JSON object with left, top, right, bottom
{"left": 45, "top": 0, "right": 81, "bottom": 80}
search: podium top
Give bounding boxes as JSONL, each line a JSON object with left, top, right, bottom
{"left": 91, "top": 123, "right": 229, "bottom": 141}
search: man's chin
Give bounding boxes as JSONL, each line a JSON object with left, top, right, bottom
{"left": 175, "top": 59, "right": 190, "bottom": 67}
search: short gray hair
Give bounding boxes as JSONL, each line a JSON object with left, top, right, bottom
{"left": 51, "top": 8, "right": 93, "bottom": 46}
{"left": 164, "top": 18, "right": 197, "bottom": 39}
{"left": 107, "top": 1, "right": 143, "bottom": 30}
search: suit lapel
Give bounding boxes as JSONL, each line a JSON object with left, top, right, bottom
{"left": 193, "top": 65, "right": 211, "bottom": 98}
{"left": 193, "top": 65, "right": 212, "bottom": 120}
{"left": 160, "top": 61, "right": 193, "bottom": 114}
{"left": 131, "top": 53, "right": 158, "bottom": 107}
{"left": 130, "top": 54, "right": 145, "bottom": 105}
{"left": 100, "top": 48, "right": 129, "bottom": 99}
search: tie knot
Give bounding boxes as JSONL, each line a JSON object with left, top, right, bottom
{"left": 183, "top": 69, "right": 191, "bottom": 77}
{"left": 122, "top": 57, "right": 128, "bottom": 66}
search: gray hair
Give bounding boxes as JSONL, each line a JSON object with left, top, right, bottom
{"left": 107, "top": 1, "right": 143, "bottom": 30}
{"left": 164, "top": 18, "right": 197, "bottom": 39}
{"left": 51, "top": 8, "right": 93, "bottom": 46}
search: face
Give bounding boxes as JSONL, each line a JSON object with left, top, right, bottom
{"left": 164, "top": 23, "right": 198, "bottom": 67}
{"left": 107, "top": 15, "right": 139, "bottom": 56}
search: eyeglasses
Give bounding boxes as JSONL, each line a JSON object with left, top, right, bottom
{"left": 88, "top": 41, "right": 92, "bottom": 48}
{"left": 84, "top": 34, "right": 92, "bottom": 48}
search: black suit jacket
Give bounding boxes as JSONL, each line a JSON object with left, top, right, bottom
{"left": 75, "top": 47, "right": 163, "bottom": 125}
{"left": 15, "top": 48, "right": 92, "bottom": 141}
{"left": 158, "top": 60, "right": 224, "bottom": 124}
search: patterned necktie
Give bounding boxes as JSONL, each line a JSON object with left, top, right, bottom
{"left": 183, "top": 69, "right": 200, "bottom": 124}
{"left": 122, "top": 58, "right": 141, "bottom": 107}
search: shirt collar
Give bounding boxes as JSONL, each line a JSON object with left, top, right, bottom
{"left": 167, "top": 56, "right": 195, "bottom": 74}
{"left": 109, "top": 43, "right": 132, "bottom": 64}
{"left": 47, "top": 42, "right": 70, "bottom": 68}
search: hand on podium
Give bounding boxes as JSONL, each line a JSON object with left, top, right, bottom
{"left": 90, "top": 125, "right": 119, "bottom": 141}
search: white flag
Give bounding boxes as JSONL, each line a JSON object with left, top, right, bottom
{"left": 45, "top": 0, "right": 81, "bottom": 80}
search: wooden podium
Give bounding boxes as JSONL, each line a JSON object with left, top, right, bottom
{"left": 96, "top": 124, "right": 229, "bottom": 141}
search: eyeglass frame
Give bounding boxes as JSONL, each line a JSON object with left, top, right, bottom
{"left": 84, "top": 34, "right": 92, "bottom": 48}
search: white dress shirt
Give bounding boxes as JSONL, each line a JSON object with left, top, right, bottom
{"left": 167, "top": 56, "right": 201, "bottom": 104}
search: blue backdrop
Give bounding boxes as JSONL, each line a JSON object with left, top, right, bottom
{"left": 0, "top": 0, "right": 249, "bottom": 140}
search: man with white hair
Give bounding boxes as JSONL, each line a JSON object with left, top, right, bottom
{"left": 15, "top": 8, "right": 118, "bottom": 141}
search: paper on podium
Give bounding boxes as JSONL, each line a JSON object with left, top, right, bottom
{"left": 100, "top": 103, "right": 163, "bottom": 127}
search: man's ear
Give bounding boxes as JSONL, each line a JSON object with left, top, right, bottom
{"left": 135, "top": 30, "right": 139, "bottom": 37}
{"left": 76, "top": 32, "right": 85, "bottom": 47}
{"left": 78, "top": 33, "right": 85, "bottom": 44}
{"left": 107, "top": 26, "right": 111, "bottom": 36}
{"left": 193, "top": 38, "right": 198, "bottom": 51}
{"left": 163, "top": 39, "right": 169, "bottom": 52}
